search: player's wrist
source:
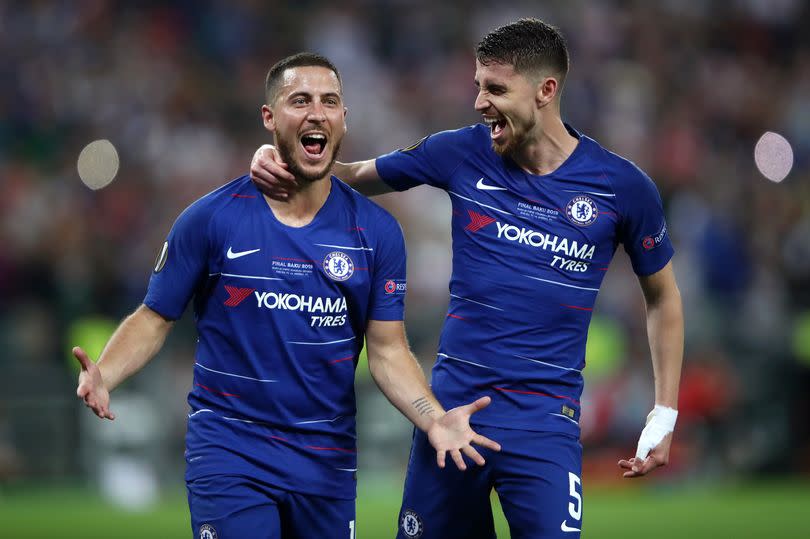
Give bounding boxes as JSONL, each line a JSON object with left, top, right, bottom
{"left": 635, "top": 405, "right": 678, "bottom": 461}
{"left": 648, "top": 404, "right": 678, "bottom": 426}
{"left": 421, "top": 411, "right": 441, "bottom": 431}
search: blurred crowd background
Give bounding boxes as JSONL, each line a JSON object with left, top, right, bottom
{"left": 2, "top": 0, "right": 810, "bottom": 509}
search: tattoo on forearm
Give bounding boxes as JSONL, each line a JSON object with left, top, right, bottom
{"left": 412, "top": 396, "right": 436, "bottom": 417}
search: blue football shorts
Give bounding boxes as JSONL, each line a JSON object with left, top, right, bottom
{"left": 396, "top": 425, "right": 583, "bottom": 539}
{"left": 187, "top": 474, "right": 356, "bottom": 539}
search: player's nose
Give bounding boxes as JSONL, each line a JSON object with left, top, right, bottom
{"left": 474, "top": 91, "right": 490, "bottom": 112}
{"left": 306, "top": 102, "right": 327, "bottom": 122}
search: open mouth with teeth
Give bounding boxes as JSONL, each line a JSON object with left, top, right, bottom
{"left": 300, "top": 132, "right": 327, "bottom": 159}
{"left": 483, "top": 117, "right": 507, "bottom": 139}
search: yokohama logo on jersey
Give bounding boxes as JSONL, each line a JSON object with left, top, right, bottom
{"left": 493, "top": 222, "right": 597, "bottom": 272}
{"left": 223, "top": 286, "right": 348, "bottom": 326}
{"left": 495, "top": 222, "right": 595, "bottom": 258}
{"left": 254, "top": 291, "right": 347, "bottom": 313}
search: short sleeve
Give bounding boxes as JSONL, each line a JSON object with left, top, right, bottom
{"left": 375, "top": 127, "right": 474, "bottom": 192}
{"left": 143, "top": 200, "right": 212, "bottom": 320}
{"left": 616, "top": 165, "right": 674, "bottom": 276}
{"left": 367, "top": 213, "right": 407, "bottom": 321}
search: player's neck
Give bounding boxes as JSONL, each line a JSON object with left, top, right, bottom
{"left": 511, "top": 117, "right": 578, "bottom": 176}
{"left": 263, "top": 175, "right": 332, "bottom": 227}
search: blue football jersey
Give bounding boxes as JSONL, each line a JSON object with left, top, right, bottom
{"left": 144, "top": 175, "right": 407, "bottom": 499}
{"left": 376, "top": 124, "right": 673, "bottom": 436}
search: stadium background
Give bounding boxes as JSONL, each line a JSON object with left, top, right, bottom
{"left": 2, "top": 0, "right": 809, "bottom": 537}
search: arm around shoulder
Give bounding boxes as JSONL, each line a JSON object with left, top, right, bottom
{"left": 334, "top": 159, "right": 392, "bottom": 196}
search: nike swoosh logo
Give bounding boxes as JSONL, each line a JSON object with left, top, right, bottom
{"left": 560, "top": 521, "right": 581, "bottom": 533}
{"left": 226, "top": 247, "right": 261, "bottom": 259}
{"left": 476, "top": 178, "right": 507, "bottom": 191}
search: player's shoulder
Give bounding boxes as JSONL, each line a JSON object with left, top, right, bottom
{"left": 394, "top": 124, "right": 489, "bottom": 155}
{"left": 196, "top": 174, "right": 255, "bottom": 206}
{"left": 425, "top": 123, "right": 490, "bottom": 148}
{"left": 331, "top": 177, "right": 401, "bottom": 231}
{"left": 173, "top": 175, "right": 255, "bottom": 231}
{"left": 183, "top": 175, "right": 254, "bottom": 216}
{"left": 582, "top": 135, "right": 655, "bottom": 191}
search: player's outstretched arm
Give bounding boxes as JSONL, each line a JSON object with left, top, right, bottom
{"left": 365, "top": 319, "right": 500, "bottom": 471}
{"left": 250, "top": 144, "right": 392, "bottom": 197}
{"left": 618, "top": 261, "right": 684, "bottom": 478}
{"left": 74, "top": 304, "right": 174, "bottom": 420}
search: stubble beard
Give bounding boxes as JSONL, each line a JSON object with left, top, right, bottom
{"left": 492, "top": 115, "right": 536, "bottom": 158}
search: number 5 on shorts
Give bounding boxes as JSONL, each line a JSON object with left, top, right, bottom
{"left": 568, "top": 472, "right": 582, "bottom": 521}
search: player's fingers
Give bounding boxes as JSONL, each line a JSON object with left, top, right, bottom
{"left": 450, "top": 449, "right": 467, "bottom": 471}
{"left": 461, "top": 445, "right": 486, "bottom": 466}
{"left": 640, "top": 455, "right": 663, "bottom": 474}
{"left": 436, "top": 449, "right": 446, "bottom": 469}
{"left": 257, "top": 158, "right": 297, "bottom": 184}
{"left": 76, "top": 378, "right": 91, "bottom": 398}
{"left": 85, "top": 400, "right": 102, "bottom": 416}
{"left": 617, "top": 459, "right": 634, "bottom": 470}
{"left": 72, "top": 346, "right": 93, "bottom": 371}
{"left": 258, "top": 145, "right": 286, "bottom": 165}
{"left": 471, "top": 433, "right": 501, "bottom": 452}
{"left": 251, "top": 174, "right": 294, "bottom": 199}
{"left": 465, "top": 396, "right": 492, "bottom": 414}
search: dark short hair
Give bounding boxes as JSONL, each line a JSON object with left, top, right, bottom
{"left": 265, "top": 52, "right": 342, "bottom": 104}
{"left": 476, "top": 18, "right": 569, "bottom": 82}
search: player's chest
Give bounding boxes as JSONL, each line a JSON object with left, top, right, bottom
{"left": 212, "top": 220, "right": 373, "bottom": 296}
{"left": 448, "top": 164, "right": 620, "bottom": 261}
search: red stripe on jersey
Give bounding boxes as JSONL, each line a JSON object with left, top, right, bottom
{"left": 561, "top": 304, "right": 593, "bottom": 311}
{"left": 306, "top": 446, "right": 357, "bottom": 453}
{"left": 329, "top": 356, "right": 354, "bottom": 364}
{"left": 195, "top": 382, "right": 240, "bottom": 397}
{"left": 494, "top": 386, "right": 580, "bottom": 405}
{"left": 447, "top": 313, "right": 467, "bottom": 320}
{"left": 231, "top": 194, "right": 256, "bottom": 198}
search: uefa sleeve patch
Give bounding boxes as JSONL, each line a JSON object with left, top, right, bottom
{"left": 383, "top": 279, "right": 407, "bottom": 295}
{"left": 641, "top": 221, "right": 668, "bottom": 251}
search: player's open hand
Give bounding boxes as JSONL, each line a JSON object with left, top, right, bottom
{"left": 618, "top": 432, "right": 672, "bottom": 478}
{"left": 74, "top": 346, "right": 115, "bottom": 420}
{"left": 250, "top": 144, "right": 297, "bottom": 199}
{"left": 427, "top": 396, "right": 501, "bottom": 471}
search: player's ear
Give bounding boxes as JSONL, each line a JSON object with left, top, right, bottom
{"left": 535, "top": 76, "right": 558, "bottom": 109}
{"left": 261, "top": 104, "right": 276, "bottom": 133}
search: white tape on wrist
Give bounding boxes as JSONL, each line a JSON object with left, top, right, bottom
{"left": 634, "top": 405, "right": 678, "bottom": 460}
